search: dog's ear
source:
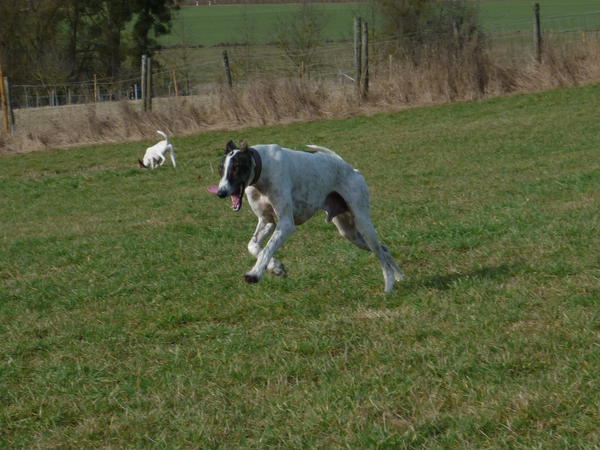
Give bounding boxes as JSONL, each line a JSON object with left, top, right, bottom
{"left": 225, "top": 140, "right": 237, "bottom": 154}
{"left": 239, "top": 140, "right": 249, "bottom": 151}
{"left": 138, "top": 159, "right": 147, "bottom": 169}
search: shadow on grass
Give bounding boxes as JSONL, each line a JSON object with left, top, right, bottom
{"left": 416, "top": 263, "right": 524, "bottom": 291}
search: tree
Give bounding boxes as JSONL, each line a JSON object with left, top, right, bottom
{"left": 272, "top": 1, "right": 328, "bottom": 77}
{"left": 0, "top": 0, "right": 177, "bottom": 84}
{"left": 373, "top": 0, "right": 481, "bottom": 58}
{"left": 131, "top": 0, "right": 177, "bottom": 63}
{"left": 0, "top": 0, "right": 65, "bottom": 83}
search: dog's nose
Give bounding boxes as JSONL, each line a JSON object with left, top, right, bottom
{"left": 217, "top": 189, "right": 227, "bottom": 198}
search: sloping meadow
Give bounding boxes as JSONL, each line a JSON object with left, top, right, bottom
{"left": 2, "top": 84, "right": 600, "bottom": 447}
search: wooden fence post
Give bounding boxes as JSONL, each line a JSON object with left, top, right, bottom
{"left": 93, "top": 74, "right": 98, "bottom": 102}
{"left": 172, "top": 70, "right": 179, "bottom": 96}
{"left": 222, "top": 50, "right": 232, "bottom": 88}
{"left": 354, "top": 17, "right": 362, "bottom": 100}
{"left": 146, "top": 56, "right": 153, "bottom": 111}
{"left": 3, "top": 77, "right": 15, "bottom": 132}
{"left": 361, "top": 20, "right": 369, "bottom": 99}
{"left": 533, "top": 3, "right": 542, "bottom": 63}
{"left": 141, "top": 54, "right": 147, "bottom": 111}
{"left": 0, "top": 62, "right": 9, "bottom": 135}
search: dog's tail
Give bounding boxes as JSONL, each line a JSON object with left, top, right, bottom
{"left": 156, "top": 130, "right": 176, "bottom": 168}
{"left": 305, "top": 144, "right": 342, "bottom": 160}
{"left": 156, "top": 130, "right": 169, "bottom": 143}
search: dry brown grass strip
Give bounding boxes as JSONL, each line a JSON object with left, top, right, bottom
{"left": 3, "top": 37, "right": 600, "bottom": 154}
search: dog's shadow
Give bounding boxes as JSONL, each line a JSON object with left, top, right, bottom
{"left": 412, "top": 263, "right": 524, "bottom": 291}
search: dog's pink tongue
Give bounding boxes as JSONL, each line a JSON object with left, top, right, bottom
{"left": 207, "top": 185, "right": 219, "bottom": 195}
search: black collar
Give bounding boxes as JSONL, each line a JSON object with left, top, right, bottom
{"left": 249, "top": 148, "right": 262, "bottom": 185}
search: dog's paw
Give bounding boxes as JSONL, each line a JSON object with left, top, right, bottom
{"left": 268, "top": 261, "right": 287, "bottom": 277}
{"left": 244, "top": 273, "right": 260, "bottom": 284}
{"left": 273, "top": 267, "right": 287, "bottom": 277}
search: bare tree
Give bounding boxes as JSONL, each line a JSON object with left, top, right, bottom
{"left": 272, "top": 1, "right": 328, "bottom": 77}
{"left": 373, "top": 0, "right": 482, "bottom": 59}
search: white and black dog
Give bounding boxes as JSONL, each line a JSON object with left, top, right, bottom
{"left": 207, "top": 140, "right": 404, "bottom": 292}
{"left": 138, "top": 130, "right": 177, "bottom": 169}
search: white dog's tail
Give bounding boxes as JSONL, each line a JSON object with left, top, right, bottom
{"left": 156, "top": 130, "right": 169, "bottom": 142}
{"left": 305, "top": 144, "right": 342, "bottom": 160}
{"left": 156, "top": 130, "right": 177, "bottom": 168}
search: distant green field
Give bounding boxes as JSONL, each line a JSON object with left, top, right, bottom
{"left": 3, "top": 83, "right": 600, "bottom": 447}
{"left": 158, "top": 0, "right": 600, "bottom": 47}
{"left": 160, "top": 2, "right": 374, "bottom": 46}
{"left": 478, "top": 0, "right": 600, "bottom": 32}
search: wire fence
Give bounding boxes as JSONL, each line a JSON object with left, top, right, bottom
{"left": 6, "top": 9, "right": 600, "bottom": 111}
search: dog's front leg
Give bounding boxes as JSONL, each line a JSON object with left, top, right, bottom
{"left": 245, "top": 218, "right": 295, "bottom": 283}
{"left": 248, "top": 219, "right": 286, "bottom": 276}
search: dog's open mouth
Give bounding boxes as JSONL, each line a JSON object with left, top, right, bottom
{"left": 231, "top": 184, "right": 244, "bottom": 211}
{"left": 207, "top": 184, "right": 244, "bottom": 211}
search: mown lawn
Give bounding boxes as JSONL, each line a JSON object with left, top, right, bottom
{"left": 2, "top": 83, "right": 600, "bottom": 447}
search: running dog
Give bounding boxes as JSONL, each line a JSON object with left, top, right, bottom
{"left": 207, "top": 140, "right": 404, "bottom": 292}
{"left": 138, "top": 130, "right": 177, "bottom": 169}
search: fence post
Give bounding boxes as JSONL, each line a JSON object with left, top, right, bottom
{"left": 354, "top": 17, "right": 362, "bottom": 100}
{"left": 361, "top": 21, "right": 369, "bottom": 99}
{"left": 93, "top": 74, "right": 98, "bottom": 102}
{"left": 0, "top": 62, "right": 9, "bottom": 135}
{"left": 172, "top": 70, "right": 179, "bottom": 96}
{"left": 146, "top": 56, "right": 153, "bottom": 111}
{"left": 222, "top": 50, "right": 232, "bottom": 88}
{"left": 3, "top": 77, "right": 14, "bottom": 132}
{"left": 533, "top": 3, "right": 542, "bottom": 63}
{"left": 141, "top": 54, "right": 147, "bottom": 111}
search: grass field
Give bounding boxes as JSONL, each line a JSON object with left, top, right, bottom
{"left": 161, "top": 2, "right": 373, "bottom": 46}
{"left": 160, "top": 0, "right": 600, "bottom": 48}
{"left": 479, "top": 0, "right": 600, "bottom": 32}
{"left": 2, "top": 83, "right": 600, "bottom": 447}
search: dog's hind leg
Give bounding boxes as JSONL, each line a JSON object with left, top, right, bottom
{"left": 332, "top": 212, "right": 369, "bottom": 250}
{"left": 337, "top": 177, "right": 404, "bottom": 292}
{"left": 353, "top": 213, "right": 405, "bottom": 292}
{"left": 247, "top": 219, "right": 286, "bottom": 276}
{"left": 335, "top": 211, "right": 404, "bottom": 291}
{"left": 169, "top": 146, "right": 177, "bottom": 168}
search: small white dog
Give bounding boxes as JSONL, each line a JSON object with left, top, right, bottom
{"left": 138, "top": 130, "right": 176, "bottom": 169}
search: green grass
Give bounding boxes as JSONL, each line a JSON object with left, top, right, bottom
{"left": 159, "top": 0, "right": 600, "bottom": 48}
{"left": 160, "top": 2, "right": 373, "bottom": 46}
{"left": 3, "top": 83, "right": 600, "bottom": 447}
{"left": 478, "top": 0, "right": 600, "bottom": 32}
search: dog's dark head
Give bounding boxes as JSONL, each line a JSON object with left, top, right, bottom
{"left": 207, "top": 140, "right": 254, "bottom": 211}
